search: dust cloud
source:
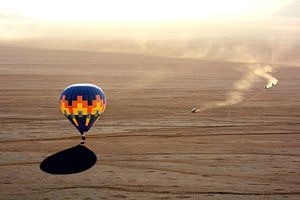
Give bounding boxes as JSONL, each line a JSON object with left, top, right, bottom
{"left": 1, "top": 16, "right": 297, "bottom": 113}
{"left": 193, "top": 64, "right": 279, "bottom": 113}
{"left": 254, "top": 65, "right": 278, "bottom": 89}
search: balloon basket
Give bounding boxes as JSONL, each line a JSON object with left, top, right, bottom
{"left": 80, "top": 135, "right": 86, "bottom": 145}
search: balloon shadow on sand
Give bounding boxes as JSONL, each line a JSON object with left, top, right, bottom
{"left": 40, "top": 145, "right": 97, "bottom": 174}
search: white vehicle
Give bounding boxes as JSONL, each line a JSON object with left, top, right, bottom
{"left": 191, "top": 108, "right": 197, "bottom": 113}
{"left": 264, "top": 83, "right": 276, "bottom": 89}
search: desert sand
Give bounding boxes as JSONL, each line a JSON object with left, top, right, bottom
{"left": 0, "top": 45, "right": 299, "bottom": 200}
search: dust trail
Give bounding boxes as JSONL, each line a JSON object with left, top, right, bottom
{"left": 193, "top": 65, "right": 278, "bottom": 113}
{"left": 254, "top": 65, "right": 278, "bottom": 89}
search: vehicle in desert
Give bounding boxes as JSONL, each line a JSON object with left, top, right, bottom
{"left": 191, "top": 108, "right": 197, "bottom": 113}
{"left": 264, "top": 82, "right": 276, "bottom": 89}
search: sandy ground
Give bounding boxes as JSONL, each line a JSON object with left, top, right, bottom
{"left": 0, "top": 45, "right": 299, "bottom": 200}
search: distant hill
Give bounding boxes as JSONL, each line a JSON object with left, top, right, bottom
{"left": 0, "top": 14, "right": 31, "bottom": 21}
{"left": 274, "top": 0, "right": 300, "bottom": 18}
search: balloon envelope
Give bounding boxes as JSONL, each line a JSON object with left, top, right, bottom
{"left": 60, "top": 84, "right": 106, "bottom": 134}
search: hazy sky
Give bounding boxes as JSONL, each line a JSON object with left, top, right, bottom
{"left": 1, "top": 0, "right": 299, "bottom": 47}
{"left": 0, "top": 0, "right": 294, "bottom": 21}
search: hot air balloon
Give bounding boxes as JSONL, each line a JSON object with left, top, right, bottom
{"left": 59, "top": 84, "right": 106, "bottom": 144}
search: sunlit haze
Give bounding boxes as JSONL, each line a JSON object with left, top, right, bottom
{"left": 0, "top": 0, "right": 299, "bottom": 61}
{"left": 0, "top": 0, "right": 293, "bottom": 21}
